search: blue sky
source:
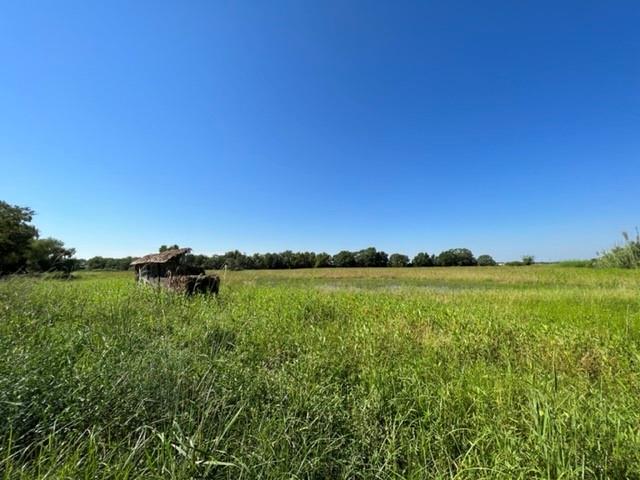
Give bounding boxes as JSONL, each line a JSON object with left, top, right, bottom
{"left": 1, "top": 1, "right": 638, "bottom": 261}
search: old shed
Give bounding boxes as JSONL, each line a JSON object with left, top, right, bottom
{"left": 130, "top": 248, "right": 192, "bottom": 283}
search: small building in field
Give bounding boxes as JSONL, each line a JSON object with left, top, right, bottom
{"left": 130, "top": 248, "right": 219, "bottom": 294}
{"left": 130, "top": 248, "right": 193, "bottom": 283}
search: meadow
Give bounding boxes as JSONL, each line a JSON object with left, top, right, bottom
{"left": 1, "top": 266, "right": 640, "bottom": 479}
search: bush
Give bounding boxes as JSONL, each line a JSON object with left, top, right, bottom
{"left": 597, "top": 231, "right": 640, "bottom": 269}
{"left": 557, "top": 259, "right": 595, "bottom": 268}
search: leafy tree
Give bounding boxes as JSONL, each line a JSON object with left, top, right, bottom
{"left": 333, "top": 250, "right": 356, "bottom": 268}
{"left": 389, "top": 253, "right": 410, "bottom": 267}
{"left": 355, "top": 247, "right": 388, "bottom": 267}
{"left": 222, "top": 250, "right": 250, "bottom": 270}
{"left": 159, "top": 244, "right": 180, "bottom": 253}
{"left": 477, "top": 254, "right": 497, "bottom": 266}
{"left": 412, "top": 252, "right": 434, "bottom": 267}
{"left": 436, "top": 248, "right": 477, "bottom": 266}
{"left": 86, "top": 256, "right": 132, "bottom": 270}
{"left": 0, "top": 201, "right": 39, "bottom": 273}
{"left": 87, "top": 256, "right": 106, "bottom": 270}
{"left": 27, "top": 238, "right": 76, "bottom": 273}
{"left": 314, "top": 252, "right": 333, "bottom": 268}
{"left": 522, "top": 255, "right": 535, "bottom": 265}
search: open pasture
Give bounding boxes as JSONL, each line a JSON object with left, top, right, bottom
{"left": 1, "top": 266, "right": 640, "bottom": 478}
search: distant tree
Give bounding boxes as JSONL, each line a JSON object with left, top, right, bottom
{"left": 389, "top": 253, "right": 410, "bottom": 267}
{"left": 209, "top": 255, "right": 225, "bottom": 270}
{"left": 86, "top": 256, "right": 131, "bottom": 270}
{"left": 333, "top": 250, "right": 357, "bottom": 268}
{"left": 87, "top": 256, "right": 106, "bottom": 270}
{"left": 522, "top": 255, "right": 535, "bottom": 265}
{"left": 159, "top": 244, "right": 180, "bottom": 253}
{"left": 355, "top": 247, "right": 388, "bottom": 267}
{"left": 436, "top": 248, "right": 477, "bottom": 266}
{"left": 0, "top": 201, "right": 39, "bottom": 273}
{"left": 263, "top": 252, "right": 284, "bottom": 269}
{"left": 223, "top": 250, "right": 250, "bottom": 270}
{"left": 27, "top": 237, "right": 76, "bottom": 273}
{"left": 477, "top": 254, "right": 497, "bottom": 266}
{"left": 314, "top": 252, "right": 333, "bottom": 268}
{"left": 297, "top": 252, "right": 316, "bottom": 269}
{"left": 251, "top": 253, "right": 266, "bottom": 269}
{"left": 412, "top": 252, "right": 434, "bottom": 267}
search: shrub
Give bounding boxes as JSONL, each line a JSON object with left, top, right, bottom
{"left": 557, "top": 259, "right": 595, "bottom": 268}
{"left": 597, "top": 231, "right": 640, "bottom": 269}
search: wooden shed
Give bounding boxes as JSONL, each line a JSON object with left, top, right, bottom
{"left": 130, "top": 248, "right": 192, "bottom": 283}
{"left": 130, "top": 248, "right": 220, "bottom": 294}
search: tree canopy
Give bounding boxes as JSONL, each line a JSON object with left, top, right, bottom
{"left": 477, "top": 254, "right": 497, "bottom": 266}
{"left": 0, "top": 201, "right": 39, "bottom": 273}
{"left": 436, "top": 248, "right": 477, "bottom": 267}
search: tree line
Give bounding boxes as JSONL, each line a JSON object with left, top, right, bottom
{"left": 85, "top": 246, "right": 498, "bottom": 271}
{"left": 2, "top": 200, "right": 506, "bottom": 274}
{"left": 0, "top": 201, "right": 78, "bottom": 275}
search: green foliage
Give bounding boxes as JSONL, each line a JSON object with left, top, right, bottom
{"left": 159, "top": 244, "right": 180, "bottom": 252}
{"left": 388, "top": 253, "right": 410, "bottom": 267}
{"left": 522, "top": 255, "right": 535, "bottom": 265}
{"left": 354, "top": 247, "right": 389, "bottom": 267}
{"left": 1, "top": 267, "right": 640, "bottom": 477}
{"left": 412, "top": 252, "right": 434, "bottom": 267}
{"left": 0, "top": 201, "right": 39, "bottom": 273}
{"left": 557, "top": 259, "right": 595, "bottom": 268}
{"left": 436, "top": 248, "right": 477, "bottom": 266}
{"left": 314, "top": 252, "right": 333, "bottom": 268}
{"left": 477, "top": 254, "right": 497, "bottom": 266}
{"left": 332, "top": 250, "right": 357, "bottom": 268}
{"left": 597, "top": 231, "right": 640, "bottom": 269}
{"left": 86, "top": 256, "right": 133, "bottom": 270}
{"left": 27, "top": 237, "right": 76, "bottom": 273}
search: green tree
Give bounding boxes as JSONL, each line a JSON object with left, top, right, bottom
{"left": 389, "top": 253, "right": 410, "bottom": 267}
{"left": 27, "top": 238, "right": 76, "bottom": 273}
{"left": 522, "top": 255, "right": 535, "bottom": 265}
{"left": 0, "top": 201, "right": 39, "bottom": 273}
{"left": 412, "top": 252, "right": 434, "bottom": 267}
{"left": 159, "top": 244, "right": 180, "bottom": 253}
{"left": 437, "top": 248, "right": 477, "bottom": 266}
{"left": 477, "top": 254, "right": 497, "bottom": 266}
{"left": 333, "top": 250, "right": 356, "bottom": 268}
{"left": 355, "top": 247, "right": 388, "bottom": 267}
{"left": 314, "top": 252, "right": 333, "bottom": 268}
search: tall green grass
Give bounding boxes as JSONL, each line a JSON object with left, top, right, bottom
{"left": 1, "top": 267, "right": 640, "bottom": 478}
{"left": 597, "top": 231, "right": 640, "bottom": 269}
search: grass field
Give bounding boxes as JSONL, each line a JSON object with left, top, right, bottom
{"left": 1, "top": 266, "right": 640, "bottom": 479}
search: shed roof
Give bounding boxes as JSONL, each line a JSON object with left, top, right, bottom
{"left": 130, "top": 248, "right": 191, "bottom": 266}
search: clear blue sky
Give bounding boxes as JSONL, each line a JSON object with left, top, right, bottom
{"left": 1, "top": 1, "right": 638, "bottom": 261}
